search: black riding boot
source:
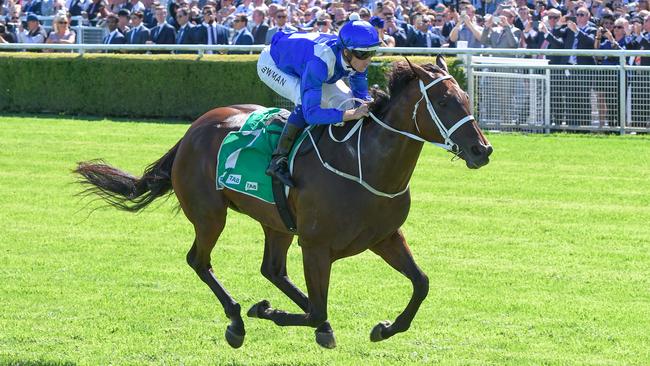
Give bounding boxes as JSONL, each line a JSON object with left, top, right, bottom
{"left": 266, "top": 123, "right": 303, "bottom": 187}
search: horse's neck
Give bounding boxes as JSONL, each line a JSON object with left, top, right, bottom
{"left": 360, "top": 98, "right": 424, "bottom": 193}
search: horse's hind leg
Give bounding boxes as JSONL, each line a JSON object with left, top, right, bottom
{"left": 369, "top": 230, "right": 429, "bottom": 342}
{"left": 185, "top": 210, "right": 246, "bottom": 349}
{"left": 247, "top": 226, "right": 335, "bottom": 348}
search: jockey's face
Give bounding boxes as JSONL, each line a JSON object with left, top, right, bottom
{"left": 348, "top": 52, "right": 373, "bottom": 72}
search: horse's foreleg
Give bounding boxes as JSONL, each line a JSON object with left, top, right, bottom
{"left": 369, "top": 230, "right": 429, "bottom": 342}
{"left": 186, "top": 216, "right": 246, "bottom": 349}
{"left": 249, "top": 245, "right": 334, "bottom": 348}
{"left": 248, "top": 226, "right": 335, "bottom": 348}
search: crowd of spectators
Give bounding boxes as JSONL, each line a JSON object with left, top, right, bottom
{"left": 0, "top": 0, "right": 648, "bottom": 56}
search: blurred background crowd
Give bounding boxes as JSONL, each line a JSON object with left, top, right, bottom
{"left": 0, "top": 0, "right": 648, "bottom": 56}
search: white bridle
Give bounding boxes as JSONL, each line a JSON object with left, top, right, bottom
{"left": 369, "top": 74, "right": 475, "bottom": 152}
{"left": 303, "top": 73, "right": 476, "bottom": 198}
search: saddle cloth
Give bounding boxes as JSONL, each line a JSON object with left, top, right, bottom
{"left": 216, "top": 107, "right": 311, "bottom": 203}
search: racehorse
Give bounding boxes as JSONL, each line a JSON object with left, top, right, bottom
{"left": 74, "top": 56, "right": 492, "bottom": 349}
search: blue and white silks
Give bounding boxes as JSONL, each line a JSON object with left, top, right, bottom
{"left": 257, "top": 31, "right": 371, "bottom": 127}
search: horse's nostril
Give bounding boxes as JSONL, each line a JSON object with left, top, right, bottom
{"left": 486, "top": 145, "right": 493, "bottom": 157}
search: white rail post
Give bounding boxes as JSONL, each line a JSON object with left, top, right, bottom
{"left": 619, "top": 55, "right": 626, "bottom": 135}
{"left": 545, "top": 67, "right": 551, "bottom": 134}
{"left": 466, "top": 53, "right": 475, "bottom": 122}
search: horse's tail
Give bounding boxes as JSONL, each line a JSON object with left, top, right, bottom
{"left": 74, "top": 139, "right": 181, "bottom": 212}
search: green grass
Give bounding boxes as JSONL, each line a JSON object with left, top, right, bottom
{"left": 1, "top": 115, "right": 649, "bottom": 366}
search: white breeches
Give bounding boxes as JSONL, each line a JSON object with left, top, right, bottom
{"left": 257, "top": 47, "right": 354, "bottom": 110}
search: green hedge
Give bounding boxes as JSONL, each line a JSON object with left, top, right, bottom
{"left": 0, "top": 53, "right": 464, "bottom": 119}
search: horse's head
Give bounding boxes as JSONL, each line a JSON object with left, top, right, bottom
{"left": 402, "top": 57, "right": 492, "bottom": 169}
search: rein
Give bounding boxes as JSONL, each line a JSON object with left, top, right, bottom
{"left": 309, "top": 74, "right": 475, "bottom": 199}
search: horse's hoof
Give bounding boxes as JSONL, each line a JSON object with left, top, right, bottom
{"left": 247, "top": 300, "right": 270, "bottom": 318}
{"left": 370, "top": 320, "right": 392, "bottom": 342}
{"left": 225, "top": 325, "right": 245, "bottom": 349}
{"left": 315, "top": 330, "right": 337, "bottom": 349}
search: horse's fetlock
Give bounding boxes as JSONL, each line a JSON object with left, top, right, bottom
{"left": 307, "top": 312, "right": 328, "bottom": 328}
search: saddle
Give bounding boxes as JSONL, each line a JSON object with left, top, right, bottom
{"left": 215, "top": 107, "right": 325, "bottom": 232}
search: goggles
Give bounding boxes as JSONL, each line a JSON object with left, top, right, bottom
{"left": 350, "top": 49, "right": 376, "bottom": 59}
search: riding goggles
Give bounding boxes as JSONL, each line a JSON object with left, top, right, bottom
{"left": 351, "top": 49, "right": 376, "bottom": 59}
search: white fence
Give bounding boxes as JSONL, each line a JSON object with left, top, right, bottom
{"left": 0, "top": 43, "right": 649, "bottom": 133}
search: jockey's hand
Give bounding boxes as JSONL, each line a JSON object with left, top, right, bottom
{"left": 343, "top": 103, "right": 369, "bottom": 121}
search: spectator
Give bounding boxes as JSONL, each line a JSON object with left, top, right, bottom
{"left": 412, "top": 14, "right": 446, "bottom": 47}
{"left": 314, "top": 12, "right": 334, "bottom": 34}
{"left": 265, "top": 6, "right": 296, "bottom": 44}
{"left": 0, "top": 20, "right": 17, "bottom": 43}
{"left": 194, "top": 4, "right": 228, "bottom": 52}
{"left": 117, "top": 8, "right": 131, "bottom": 34}
{"left": 250, "top": 7, "right": 268, "bottom": 44}
{"left": 370, "top": 15, "right": 395, "bottom": 46}
{"left": 565, "top": 6, "right": 597, "bottom": 126}
{"left": 174, "top": 6, "right": 194, "bottom": 44}
{"left": 595, "top": 17, "right": 629, "bottom": 126}
{"left": 124, "top": 0, "right": 144, "bottom": 13}
{"left": 235, "top": 0, "right": 253, "bottom": 16}
{"left": 481, "top": 9, "right": 522, "bottom": 49}
{"left": 17, "top": 13, "right": 47, "bottom": 43}
{"left": 230, "top": 12, "right": 252, "bottom": 53}
{"left": 358, "top": 6, "right": 370, "bottom": 21}
{"left": 449, "top": 4, "right": 483, "bottom": 48}
{"left": 126, "top": 10, "right": 149, "bottom": 44}
{"left": 22, "top": 0, "right": 42, "bottom": 15}
{"left": 142, "top": 0, "right": 157, "bottom": 28}
{"left": 102, "top": 13, "right": 125, "bottom": 47}
{"left": 381, "top": 3, "right": 408, "bottom": 46}
{"left": 217, "top": 0, "right": 236, "bottom": 25}
{"left": 85, "top": 0, "right": 108, "bottom": 26}
{"left": 65, "top": 0, "right": 86, "bottom": 17}
{"left": 332, "top": 6, "right": 347, "bottom": 28}
{"left": 46, "top": 12, "right": 75, "bottom": 47}
{"left": 148, "top": 4, "right": 175, "bottom": 45}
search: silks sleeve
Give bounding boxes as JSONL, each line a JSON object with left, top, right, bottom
{"left": 301, "top": 60, "right": 345, "bottom": 125}
{"left": 348, "top": 70, "right": 372, "bottom": 101}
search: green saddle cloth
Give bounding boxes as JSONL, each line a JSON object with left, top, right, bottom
{"left": 216, "top": 107, "right": 310, "bottom": 203}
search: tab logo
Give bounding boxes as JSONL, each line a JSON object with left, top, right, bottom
{"left": 226, "top": 174, "right": 241, "bottom": 185}
{"left": 245, "top": 182, "right": 258, "bottom": 191}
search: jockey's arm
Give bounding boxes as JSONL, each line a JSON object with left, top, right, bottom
{"left": 301, "top": 60, "right": 346, "bottom": 125}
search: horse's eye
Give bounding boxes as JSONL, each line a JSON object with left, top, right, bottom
{"left": 438, "top": 100, "right": 447, "bottom": 107}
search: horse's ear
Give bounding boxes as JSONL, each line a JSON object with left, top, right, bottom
{"left": 403, "top": 57, "right": 428, "bottom": 81}
{"left": 436, "top": 55, "right": 448, "bottom": 73}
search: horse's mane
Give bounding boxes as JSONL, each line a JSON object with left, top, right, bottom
{"left": 369, "top": 62, "right": 444, "bottom": 116}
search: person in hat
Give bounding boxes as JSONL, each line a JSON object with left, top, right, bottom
{"left": 257, "top": 12, "right": 378, "bottom": 187}
{"left": 17, "top": 13, "right": 47, "bottom": 44}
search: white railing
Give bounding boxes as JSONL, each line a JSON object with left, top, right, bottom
{"left": 1, "top": 43, "right": 649, "bottom": 133}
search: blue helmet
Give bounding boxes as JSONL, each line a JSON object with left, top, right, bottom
{"left": 338, "top": 13, "right": 380, "bottom": 53}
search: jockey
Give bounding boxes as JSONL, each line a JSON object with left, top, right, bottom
{"left": 257, "top": 12, "right": 380, "bottom": 187}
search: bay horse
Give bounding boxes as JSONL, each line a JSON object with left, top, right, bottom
{"left": 75, "top": 56, "right": 492, "bottom": 349}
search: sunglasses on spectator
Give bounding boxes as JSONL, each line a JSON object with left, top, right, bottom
{"left": 613, "top": 25, "right": 624, "bottom": 29}
{"left": 548, "top": 15, "right": 559, "bottom": 19}
{"left": 276, "top": 14, "right": 286, "bottom": 18}
{"left": 204, "top": 10, "right": 213, "bottom": 15}
{"left": 351, "top": 49, "right": 376, "bottom": 59}
{"left": 577, "top": 13, "right": 589, "bottom": 17}
{"left": 58, "top": 21, "right": 68, "bottom": 24}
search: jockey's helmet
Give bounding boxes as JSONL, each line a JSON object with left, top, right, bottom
{"left": 338, "top": 13, "right": 380, "bottom": 59}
